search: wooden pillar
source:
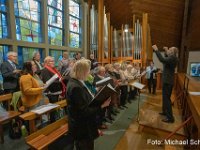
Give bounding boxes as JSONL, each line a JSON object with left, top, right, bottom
{"left": 147, "top": 24, "right": 153, "bottom": 61}
{"left": 142, "top": 13, "right": 148, "bottom": 67}
{"left": 179, "top": 0, "right": 190, "bottom": 73}
{"left": 87, "top": 0, "right": 92, "bottom": 58}
{"left": 110, "top": 25, "right": 113, "bottom": 63}
{"left": 107, "top": 13, "right": 111, "bottom": 63}
{"left": 132, "top": 15, "right": 135, "bottom": 62}
{"left": 97, "top": 0, "right": 104, "bottom": 63}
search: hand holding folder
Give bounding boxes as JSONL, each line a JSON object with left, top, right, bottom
{"left": 89, "top": 83, "right": 117, "bottom": 106}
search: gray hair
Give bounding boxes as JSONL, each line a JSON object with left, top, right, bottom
{"left": 7, "top": 51, "right": 17, "bottom": 57}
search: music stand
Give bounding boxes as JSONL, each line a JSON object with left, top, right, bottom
{"left": 130, "top": 82, "right": 145, "bottom": 122}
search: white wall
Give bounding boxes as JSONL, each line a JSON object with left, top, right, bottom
{"left": 153, "top": 52, "right": 165, "bottom": 71}
{"left": 152, "top": 51, "right": 200, "bottom": 74}
{"left": 153, "top": 52, "right": 179, "bottom": 73}
{"left": 187, "top": 51, "right": 200, "bottom": 74}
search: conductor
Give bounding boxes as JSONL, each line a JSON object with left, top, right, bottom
{"left": 152, "top": 45, "right": 178, "bottom": 123}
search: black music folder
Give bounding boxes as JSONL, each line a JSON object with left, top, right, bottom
{"left": 89, "top": 84, "right": 117, "bottom": 106}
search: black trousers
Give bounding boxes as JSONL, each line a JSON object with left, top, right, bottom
{"left": 75, "top": 139, "right": 94, "bottom": 150}
{"left": 162, "top": 83, "right": 174, "bottom": 120}
{"left": 147, "top": 78, "right": 157, "bottom": 94}
{"left": 120, "top": 85, "right": 128, "bottom": 106}
{"left": 47, "top": 94, "right": 59, "bottom": 123}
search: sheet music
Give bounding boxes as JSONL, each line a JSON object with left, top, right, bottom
{"left": 189, "top": 92, "right": 200, "bottom": 96}
{"left": 44, "top": 74, "right": 59, "bottom": 88}
{"left": 96, "top": 77, "right": 112, "bottom": 86}
{"left": 131, "top": 82, "right": 145, "bottom": 90}
{"left": 62, "top": 69, "right": 70, "bottom": 77}
{"left": 31, "top": 103, "right": 59, "bottom": 114}
{"left": 136, "top": 71, "right": 146, "bottom": 78}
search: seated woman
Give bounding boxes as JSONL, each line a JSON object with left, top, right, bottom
{"left": 66, "top": 59, "right": 111, "bottom": 150}
{"left": 20, "top": 61, "right": 46, "bottom": 111}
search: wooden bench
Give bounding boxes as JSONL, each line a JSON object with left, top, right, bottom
{"left": 19, "top": 99, "right": 67, "bottom": 134}
{"left": 0, "top": 93, "right": 21, "bottom": 144}
{"left": 26, "top": 116, "right": 68, "bottom": 150}
{"left": 0, "top": 93, "right": 12, "bottom": 110}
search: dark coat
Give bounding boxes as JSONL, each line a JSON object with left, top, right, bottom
{"left": 155, "top": 51, "right": 178, "bottom": 85}
{"left": 0, "top": 61, "right": 20, "bottom": 90}
{"left": 40, "top": 68, "right": 62, "bottom": 94}
{"left": 33, "top": 60, "right": 43, "bottom": 75}
{"left": 66, "top": 78, "right": 101, "bottom": 140}
{"left": 93, "top": 74, "right": 102, "bottom": 86}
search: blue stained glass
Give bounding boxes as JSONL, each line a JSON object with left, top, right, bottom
{"left": 48, "top": 26, "right": 62, "bottom": 46}
{"left": 0, "top": 0, "right": 6, "bottom": 12}
{"left": 48, "top": 7, "right": 62, "bottom": 28}
{"left": 0, "top": 45, "right": 9, "bottom": 64}
{"left": 48, "top": 0, "right": 63, "bottom": 46}
{"left": 14, "top": 0, "right": 41, "bottom": 43}
{"left": 69, "top": 16, "right": 79, "bottom": 33}
{"left": 0, "top": 0, "right": 8, "bottom": 38}
{"left": 69, "top": 32, "right": 79, "bottom": 48}
{"left": 18, "top": 47, "right": 44, "bottom": 68}
{"left": 69, "top": 0, "right": 81, "bottom": 48}
{"left": 69, "top": 0, "right": 79, "bottom": 18}
{"left": 48, "top": 0, "right": 62, "bottom": 10}
{"left": 49, "top": 49, "right": 63, "bottom": 67}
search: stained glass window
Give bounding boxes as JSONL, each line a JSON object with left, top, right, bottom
{"left": 14, "top": 0, "right": 42, "bottom": 43}
{"left": 18, "top": 46, "right": 44, "bottom": 68}
{"left": 69, "top": 0, "right": 81, "bottom": 48}
{"left": 0, "top": 0, "right": 8, "bottom": 38}
{"left": 0, "top": 45, "right": 9, "bottom": 88}
{"left": 0, "top": 45, "right": 9, "bottom": 64}
{"left": 49, "top": 49, "right": 63, "bottom": 67}
{"left": 48, "top": 0, "right": 63, "bottom": 46}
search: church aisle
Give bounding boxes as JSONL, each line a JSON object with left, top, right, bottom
{"left": 115, "top": 91, "right": 184, "bottom": 150}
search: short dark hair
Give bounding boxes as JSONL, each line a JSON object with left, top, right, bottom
{"left": 21, "top": 61, "right": 33, "bottom": 76}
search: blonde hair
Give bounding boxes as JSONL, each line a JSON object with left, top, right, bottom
{"left": 71, "top": 59, "right": 91, "bottom": 80}
{"left": 104, "top": 64, "right": 113, "bottom": 72}
{"left": 172, "top": 47, "right": 178, "bottom": 56}
{"left": 44, "top": 56, "right": 54, "bottom": 64}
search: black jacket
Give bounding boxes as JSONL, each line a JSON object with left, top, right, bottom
{"left": 40, "top": 68, "right": 62, "bottom": 93}
{"left": 66, "top": 78, "right": 101, "bottom": 140}
{"left": 0, "top": 61, "right": 20, "bottom": 90}
{"left": 155, "top": 51, "right": 178, "bottom": 85}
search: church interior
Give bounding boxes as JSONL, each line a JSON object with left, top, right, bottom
{"left": 0, "top": 0, "right": 200, "bottom": 150}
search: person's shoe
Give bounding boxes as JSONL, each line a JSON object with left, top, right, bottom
{"left": 159, "top": 112, "right": 166, "bottom": 116}
{"left": 99, "top": 124, "right": 108, "bottom": 129}
{"left": 115, "top": 109, "right": 120, "bottom": 113}
{"left": 98, "top": 129, "right": 104, "bottom": 136}
{"left": 111, "top": 112, "right": 117, "bottom": 116}
{"left": 119, "top": 106, "right": 124, "bottom": 110}
{"left": 108, "top": 115, "right": 115, "bottom": 121}
{"left": 105, "top": 118, "right": 113, "bottom": 124}
{"left": 162, "top": 118, "right": 174, "bottom": 123}
{"left": 122, "top": 105, "right": 128, "bottom": 108}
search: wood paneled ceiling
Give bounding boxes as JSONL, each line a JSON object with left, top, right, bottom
{"left": 87, "top": 0, "right": 185, "bottom": 48}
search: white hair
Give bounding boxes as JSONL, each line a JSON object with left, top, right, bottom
{"left": 7, "top": 51, "right": 17, "bottom": 57}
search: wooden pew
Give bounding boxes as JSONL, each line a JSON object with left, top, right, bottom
{"left": 0, "top": 93, "right": 12, "bottom": 110}
{"left": 26, "top": 116, "right": 68, "bottom": 150}
{"left": 0, "top": 93, "right": 21, "bottom": 144}
{"left": 19, "top": 100, "right": 67, "bottom": 134}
